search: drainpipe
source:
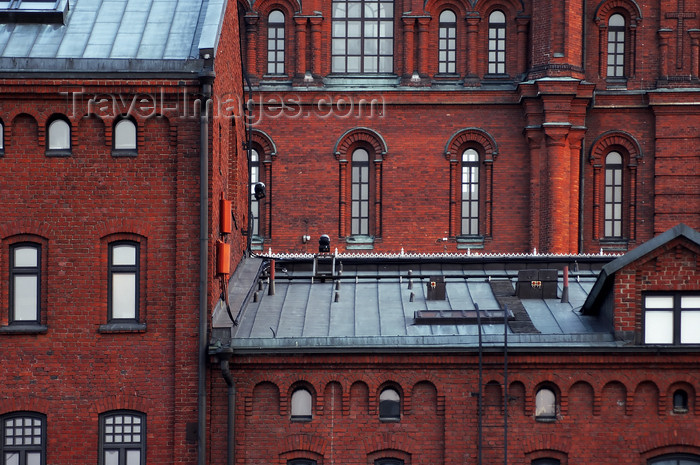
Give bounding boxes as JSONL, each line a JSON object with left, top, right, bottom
{"left": 217, "top": 348, "right": 235, "bottom": 465}
{"left": 198, "top": 69, "right": 215, "bottom": 465}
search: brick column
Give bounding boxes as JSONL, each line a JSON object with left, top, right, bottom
{"left": 310, "top": 16, "right": 323, "bottom": 77}
{"left": 525, "top": 128, "right": 544, "bottom": 253}
{"left": 245, "top": 14, "right": 259, "bottom": 77}
{"left": 516, "top": 16, "right": 529, "bottom": 77}
{"left": 464, "top": 14, "right": 480, "bottom": 85}
{"left": 543, "top": 125, "right": 572, "bottom": 254}
{"left": 338, "top": 159, "right": 348, "bottom": 237}
{"left": 417, "top": 17, "right": 431, "bottom": 79}
{"left": 596, "top": 21, "right": 607, "bottom": 79}
{"left": 402, "top": 16, "right": 416, "bottom": 78}
{"left": 294, "top": 16, "right": 308, "bottom": 78}
{"left": 567, "top": 128, "right": 585, "bottom": 252}
{"left": 689, "top": 29, "right": 700, "bottom": 79}
{"left": 658, "top": 29, "right": 673, "bottom": 79}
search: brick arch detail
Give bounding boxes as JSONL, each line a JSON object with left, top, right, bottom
{"left": 364, "top": 434, "right": 413, "bottom": 458}
{"left": 251, "top": 128, "right": 278, "bottom": 160}
{"left": 0, "top": 219, "right": 52, "bottom": 241}
{"left": 444, "top": 127, "right": 498, "bottom": 162}
{"left": 252, "top": 0, "right": 299, "bottom": 16}
{"left": 589, "top": 130, "right": 642, "bottom": 165}
{"left": 593, "top": 0, "right": 643, "bottom": 24}
{"left": 523, "top": 433, "right": 572, "bottom": 455}
{"left": 423, "top": 0, "right": 467, "bottom": 17}
{"left": 0, "top": 399, "right": 51, "bottom": 416}
{"left": 89, "top": 392, "right": 151, "bottom": 416}
{"left": 474, "top": 0, "right": 526, "bottom": 16}
{"left": 280, "top": 434, "right": 328, "bottom": 456}
{"left": 333, "top": 127, "right": 388, "bottom": 161}
{"left": 638, "top": 432, "right": 700, "bottom": 457}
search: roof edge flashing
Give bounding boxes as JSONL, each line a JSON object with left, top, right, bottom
{"left": 197, "top": 0, "right": 227, "bottom": 59}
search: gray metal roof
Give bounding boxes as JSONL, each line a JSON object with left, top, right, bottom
{"left": 0, "top": 0, "right": 226, "bottom": 73}
{"left": 212, "top": 255, "right": 621, "bottom": 352}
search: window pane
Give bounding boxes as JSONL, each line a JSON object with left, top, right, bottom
{"left": 535, "top": 388, "right": 556, "bottom": 417}
{"left": 105, "top": 450, "right": 119, "bottom": 465}
{"left": 681, "top": 311, "right": 700, "bottom": 343}
{"left": 14, "top": 246, "right": 38, "bottom": 267}
{"left": 5, "top": 453, "right": 19, "bottom": 465}
{"left": 114, "top": 119, "right": 136, "bottom": 150}
{"left": 14, "top": 275, "right": 38, "bottom": 320}
{"left": 126, "top": 449, "right": 141, "bottom": 465}
{"left": 379, "top": 388, "right": 400, "bottom": 418}
{"left": 646, "top": 296, "right": 674, "bottom": 308}
{"left": 48, "top": 119, "right": 70, "bottom": 149}
{"left": 112, "top": 244, "right": 136, "bottom": 265}
{"left": 112, "top": 274, "right": 136, "bottom": 319}
{"left": 291, "top": 389, "right": 312, "bottom": 417}
{"left": 27, "top": 452, "right": 41, "bottom": 465}
{"left": 645, "top": 310, "right": 674, "bottom": 343}
{"left": 681, "top": 296, "right": 700, "bottom": 308}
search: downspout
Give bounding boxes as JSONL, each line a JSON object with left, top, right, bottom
{"left": 217, "top": 348, "right": 235, "bottom": 465}
{"left": 579, "top": 0, "right": 588, "bottom": 254}
{"left": 198, "top": 69, "right": 215, "bottom": 465}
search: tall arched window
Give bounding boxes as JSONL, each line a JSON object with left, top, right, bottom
{"left": 604, "top": 151, "right": 623, "bottom": 239}
{"left": 267, "top": 10, "right": 285, "bottom": 75}
{"left": 99, "top": 411, "right": 146, "bottom": 465}
{"left": 488, "top": 10, "right": 506, "bottom": 74}
{"left": 47, "top": 117, "right": 70, "bottom": 153}
{"left": 607, "top": 14, "right": 625, "bottom": 78}
{"left": 379, "top": 387, "right": 400, "bottom": 420}
{"left": 461, "top": 149, "right": 480, "bottom": 236}
{"left": 290, "top": 388, "right": 313, "bottom": 420}
{"left": 251, "top": 148, "right": 261, "bottom": 237}
{"left": 331, "top": 0, "right": 394, "bottom": 73}
{"left": 438, "top": 10, "right": 456, "bottom": 74}
{"left": 351, "top": 148, "right": 370, "bottom": 236}
{"left": 535, "top": 387, "right": 557, "bottom": 419}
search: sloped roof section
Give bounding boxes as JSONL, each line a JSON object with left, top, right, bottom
{"left": 213, "top": 255, "right": 618, "bottom": 353}
{"left": 0, "top": 0, "right": 226, "bottom": 73}
{"left": 582, "top": 224, "right": 700, "bottom": 315}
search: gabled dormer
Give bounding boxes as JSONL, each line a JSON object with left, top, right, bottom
{"left": 582, "top": 224, "right": 700, "bottom": 345}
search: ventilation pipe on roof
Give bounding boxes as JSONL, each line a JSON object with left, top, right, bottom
{"left": 198, "top": 69, "right": 215, "bottom": 465}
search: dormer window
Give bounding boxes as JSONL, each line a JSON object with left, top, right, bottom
{"left": 0, "top": 0, "right": 69, "bottom": 24}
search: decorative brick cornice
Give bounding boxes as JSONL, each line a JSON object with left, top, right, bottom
{"left": 444, "top": 127, "right": 498, "bottom": 162}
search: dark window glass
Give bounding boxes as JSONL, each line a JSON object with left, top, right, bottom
{"left": 250, "top": 149, "right": 261, "bottom": 236}
{"left": 649, "top": 454, "right": 700, "bottom": 465}
{"left": 108, "top": 242, "right": 139, "bottom": 322}
{"left": 604, "top": 151, "right": 623, "bottom": 238}
{"left": 532, "top": 460, "right": 560, "bottom": 465}
{"left": 331, "top": 0, "right": 394, "bottom": 73}
{"left": 1, "top": 412, "right": 46, "bottom": 465}
{"left": 673, "top": 389, "right": 689, "bottom": 413}
{"left": 461, "top": 149, "right": 479, "bottom": 236}
{"left": 288, "top": 460, "right": 317, "bottom": 465}
{"left": 267, "top": 10, "right": 285, "bottom": 74}
{"left": 607, "top": 14, "right": 625, "bottom": 78}
{"left": 488, "top": 10, "right": 506, "bottom": 74}
{"left": 375, "top": 459, "right": 404, "bottom": 465}
{"left": 379, "top": 388, "right": 400, "bottom": 420}
{"left": 9, "top": 243, "right": 41, "bottom": 324}
{"left": 99, "top": 411, "right": 146, "bottom": 465}
{"left": 438, "top": 10, "right": 456, "bottom": 74}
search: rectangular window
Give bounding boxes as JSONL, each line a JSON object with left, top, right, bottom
{"left": 267, "top": 10, "right": 285, "bottom": 75}
{"left": 604, "top": 152, "right": 623, "bottom": 238}
{"left": 108, "top": 242, "right": 139, "bottom": 321}
{"left": 351, "top": 148, "right": 370, "bottom": 235}
{"left": 331, "top": 0, "right": 394, "bottom": 74}
{"left": 644, "top": 294, "right": 700, "bottom": 344}
{"left": 10, "top": 244, "right": 41, "bottom": 323}
{"left": 461, "top": 149, "right": 480, "bottom": 236}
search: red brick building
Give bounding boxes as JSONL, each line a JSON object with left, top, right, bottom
{"left": 210, "top": 224, "right": 700, "bottom": 465}
{"left": 240, "top": 0, "right": 700, "bottom": 255}
{"left": 0, "top": 1, "right": 247, "bottom": 464}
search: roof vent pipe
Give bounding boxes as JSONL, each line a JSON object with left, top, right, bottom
{"left": 268, "top": 259, "right": 276, "bottom": 296}
{"left": 560, "top": 266, "right": 569, "bottom": 303}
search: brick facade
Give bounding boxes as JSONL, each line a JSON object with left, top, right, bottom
{"left": 240, "top": 0, "right": 700, "bottom": 255}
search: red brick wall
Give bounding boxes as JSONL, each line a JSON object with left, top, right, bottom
{"left": 223, "top": 351, "right": 700, "bottom": 465}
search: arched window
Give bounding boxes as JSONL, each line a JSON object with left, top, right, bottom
{"left": 438, "top": 10, "right": 456, "bottom": 74}
{"left": 607, "top": 14, "right": 625, "bottom": 78}
{"left": 0, "top": 119, "right": 4, "bottom": 154}
{"left": 47, "top": 117, "right": 70, "bottom": 152}
{"left": 288, "top": 460, "right": 317, "bottom": 465}
{"left": 532, "top": 460, "right": 560, "bottom": 465}
{"left": 673, "top": 389, "right": 689, "bottom": 413}
{"left": 379, "top": 387, "right": 400, "bottom": 420}
{"left": 535, "top": 387, "right": 557, "bottom": 419}
{"left": 375, "top": 460, "right": 404, "bottom": 465}
{"left": 99, "top": 411, "right": 146, "bottom": 465}
{"left": 461, "top": 149, "right": 480, "bottom": 236}
{"left": 488, "top": 10, "right": 506, "bottom": 74}
{"left": 649, "top": 454, "right": 700, "bottom": 465}
{"left": 291, "top": 388, "right": 313, "bottom": 420}
{"left": 113, "top": 118, "right": 137, "bottom": 153}
{"left": 250, "top": 148, "right": 262, "bottom": 238}
{"left": 10, "top": 243, "right": 41, "bottom": 324}
{"left": 351, "top": 148, "right": 370, "bottom": 236}
{"left": 331, "top": 0, "right": 394, "bottom": 73}
{"left": 267, "top": 10, "right": 285, "bottom": 75}
{"left": 1, "top": 412, "right": 46, "bottom": 465}
{"left": 604, "top": 151, "right": 623, "bottom": 238}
